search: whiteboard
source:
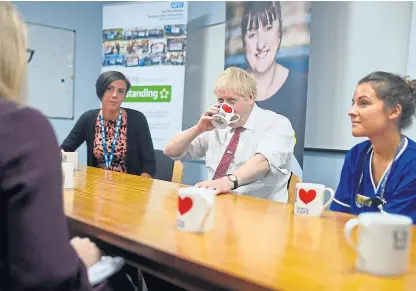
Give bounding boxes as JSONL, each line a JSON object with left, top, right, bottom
{"left": 304, "top": 1, "right": 414, "bottom": 151}
{"left": 27, "top": 22, "right": 75, "bottom": 119}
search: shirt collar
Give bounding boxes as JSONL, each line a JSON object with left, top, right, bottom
{"left": 241, "top": 104, "right": 260, "bottom": 131}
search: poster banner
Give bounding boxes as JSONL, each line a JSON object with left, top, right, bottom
{"left": 225, "top": 1, "right": 310, "bottom": 176}
{"left": 103, "top": 1, "right": 188, "bottom": 150}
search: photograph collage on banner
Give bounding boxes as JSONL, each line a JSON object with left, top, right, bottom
{"left": 225, "top": 1, "right": 311, "bottom": 175}
{"left": 103, "top": 1, "right": 188, "bottom": 150}
{"left": 102, "top": 25, "right": 186, "bottom": 67}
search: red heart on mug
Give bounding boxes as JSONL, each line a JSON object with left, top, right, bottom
{"left": 178, "top": 197, "right": 193, "bottom": 215}
{"left": 222, "top": 104, "right": 233, "bottom": 113}
{"left": 299, "top": 189, "right": 316, "bottom": 204}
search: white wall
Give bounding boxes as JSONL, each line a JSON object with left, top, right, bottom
{"left": 14, "top": 1, "right": 103, "bottom": 166}
{"left": 183, "top": 2, "right": 226, "bottom": 131}
{"left": 407, "top": 2, "right": 416, "bottom": 79}
{"left": 183, "top": 23, "right": 226, "bottom": 130}
{"left": 305, "top": 1, "right": 413, "bottom": 151}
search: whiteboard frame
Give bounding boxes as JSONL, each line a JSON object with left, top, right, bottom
{"left": 27, "top": 21, "right": 76, "bottom": 120}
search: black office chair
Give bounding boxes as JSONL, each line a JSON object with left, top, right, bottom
{"left": 153, "top": 149, "right": 184, "bottom": 183}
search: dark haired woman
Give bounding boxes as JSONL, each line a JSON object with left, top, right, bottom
{"left": 240, "top": 1, "right": 308, "bottom": 168}
{"left": 61, "top": 71, "right": 156, "bottom": 290}
{"left": 61, "top": 71, "right": 156, "bottom": 177}
{"left": 330, "top": 71, "right": 416, "bottom": 223}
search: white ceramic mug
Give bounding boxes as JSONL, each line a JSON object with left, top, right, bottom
{"left": 62, "top": 162, "right": 75, "bottom": 189}
{"left": 294, "top": 183, "right": 335, "bottom": 216}
{"left": 344, "top": 212, "right": 413, "bottom": 276}
{"left": 61, "top": 151, "right": 79, "bottom": 170}
{"left": 211, "top": 103, "right": 240, "bottom": 129}
{"left": 176, "top": 187, "right": 215, "bottom": 233}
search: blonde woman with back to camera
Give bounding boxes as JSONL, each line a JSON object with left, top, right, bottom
{"left": 0, "top": 3, "right": 114, "bottom": 290}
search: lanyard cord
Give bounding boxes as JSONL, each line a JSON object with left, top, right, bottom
{"left": 355, "top": 135, "right": 406, "bottom": 211}
{"left": 99, "top": 108, "right": 122, "bottom": 169}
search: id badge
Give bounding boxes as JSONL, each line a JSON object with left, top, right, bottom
{"left": 356, "top": 193, "right": 372, "bottom": 208}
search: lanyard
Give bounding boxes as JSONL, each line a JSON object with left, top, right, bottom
{"left": 355, "top": 135, "right": 406, "bottom": 206}
{"left": 99, "top": 108, "right": 122, "bottom": 169}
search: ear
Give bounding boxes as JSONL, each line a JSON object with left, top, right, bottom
{"left": 388, "top": 104, "right": 402, "bottom": 121}
{"left": 247, "top": 94, "right": 255, "bottom": 107}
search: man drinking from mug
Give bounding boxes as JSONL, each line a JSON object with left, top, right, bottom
{"left": 164, "top": 67, "right": 295, "bottom": 202}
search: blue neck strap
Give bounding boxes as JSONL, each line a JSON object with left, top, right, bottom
{"left": 99, "top": 108, "right": 122, "bottom": 169}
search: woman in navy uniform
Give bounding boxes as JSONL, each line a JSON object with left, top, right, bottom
{"left": 330, "top": 71, "right": 416, "bottom": 223}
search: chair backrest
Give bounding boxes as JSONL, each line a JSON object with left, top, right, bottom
{"left": 153, "top": 150, "right": 184, "bottom": 184}
{"left": 171, "top": 159, "right": 184, "bottom": 184}
{"left": 287, "top": 172, "right": 301, "bottom": 204}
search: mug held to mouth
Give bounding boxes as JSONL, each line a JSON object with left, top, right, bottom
{"left": 211, "top": 103, "right": 240, "bottom": 129}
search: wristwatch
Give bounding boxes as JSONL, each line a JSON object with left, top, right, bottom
{"left": 226, "top": 174, "right": 238, "bottom": 190}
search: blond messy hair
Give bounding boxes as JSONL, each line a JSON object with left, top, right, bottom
{"left": 213, "top": 67, "right": 257, "bottom": 100}
{"left": 0, "top": 2, "right": 27, "bottom": 102}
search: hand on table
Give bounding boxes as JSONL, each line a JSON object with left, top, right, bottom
{"left": 195, "top": 176, "right": 234, "bottom": 195}
{"left": 70, "top": 236, "right": 101, "bottom": 268}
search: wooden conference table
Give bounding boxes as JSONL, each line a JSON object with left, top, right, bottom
{"left": 63, "top": 166, "right": 416, "bottom": 291}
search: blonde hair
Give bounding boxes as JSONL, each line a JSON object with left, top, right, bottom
{"left": 0, "top": 2, "right": 27, "bottom": 102}
{"left": 213, "top": 67, "right": 257, "bottom": 100}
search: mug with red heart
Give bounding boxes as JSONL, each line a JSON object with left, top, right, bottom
{"left": 294, "top": 183, "right": 335, "bottom": 216}
{"left": 177, "top": 187, "right": 215, "bottom": 233}
{"left": 211, "top": 103, "right": 240, "bottom": 129}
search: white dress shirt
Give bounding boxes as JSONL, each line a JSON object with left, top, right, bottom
{"left": 174, "top": 104, "right": 295, "bottom": 202}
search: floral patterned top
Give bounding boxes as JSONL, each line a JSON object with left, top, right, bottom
{"left": 93, "top": 109, "right": 128, "bottom": 173}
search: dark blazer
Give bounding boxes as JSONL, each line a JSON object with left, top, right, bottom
{"left": 0, "top": 99, "right": 108, "bottom": 290}
{"left": 61, "top": 108, "right": 156, "bottom": 176}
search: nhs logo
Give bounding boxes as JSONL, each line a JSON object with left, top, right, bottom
{"left": 171, "top": 2, "right": 184, "bottom": 9}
